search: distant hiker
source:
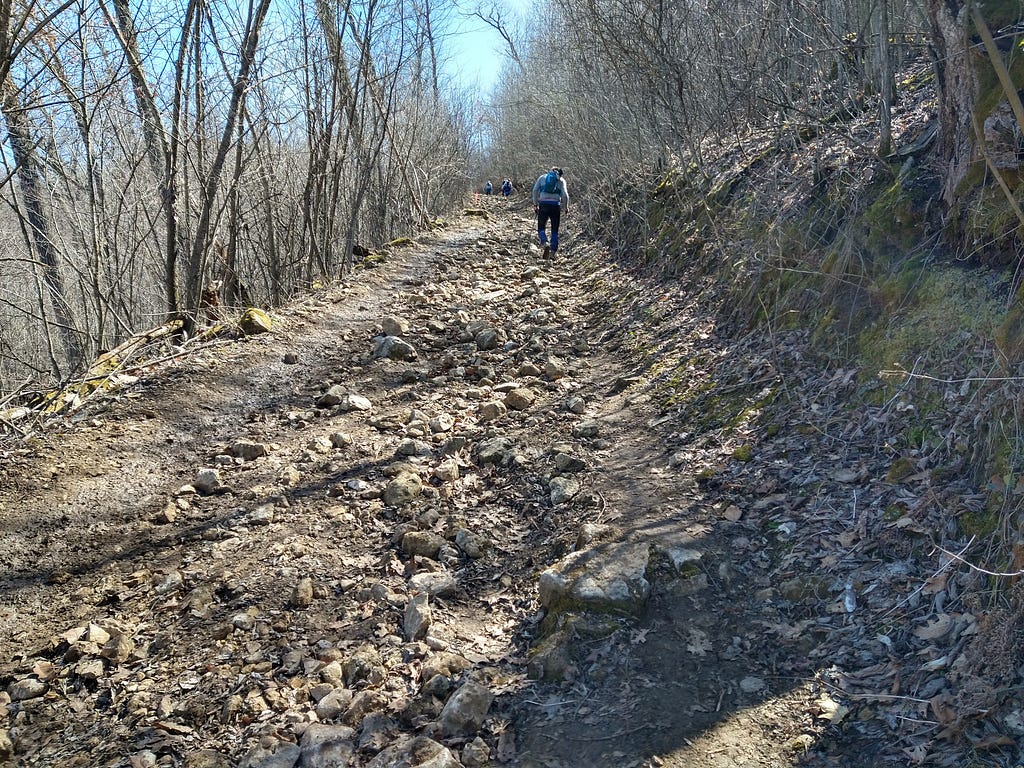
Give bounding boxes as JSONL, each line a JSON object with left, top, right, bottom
{"left": 531, "top": 167, "right": 568, "bottom": 258}
{"left": 501, "top": 178, "right": 512, "bottom": 196}
{"left": 484, "top": 180, "right": 492, "bottom": 195}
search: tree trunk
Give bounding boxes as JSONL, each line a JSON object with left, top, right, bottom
{"left": 925, "top": 0, "right": 977, "bottom": 210}
{"left": 1, "top": 76, "right": 84, "bottom": 373}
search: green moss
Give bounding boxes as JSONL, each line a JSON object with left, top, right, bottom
{"left": 885, "top": 457, "right": 915, "bottom": 482}
{"left": 961, "top": 507, "right": 1000, "bottom": 539}
{"left": 732, "top": 444, "right": 753, "bottom": 462}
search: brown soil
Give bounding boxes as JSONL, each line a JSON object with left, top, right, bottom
{"left": 0, "top": 200, "right": 1018, "bottom": 768}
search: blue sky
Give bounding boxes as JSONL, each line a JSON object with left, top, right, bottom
{"left": 444, "top": 0, "right": 530, "bottom": 95}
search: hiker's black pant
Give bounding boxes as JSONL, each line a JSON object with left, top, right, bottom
{"left": 536, "top": 203, "right": 561, "bottom": 250}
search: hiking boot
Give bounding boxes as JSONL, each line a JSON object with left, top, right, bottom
{"left": 542, "top": 245, "right": 550, "bottom": 260}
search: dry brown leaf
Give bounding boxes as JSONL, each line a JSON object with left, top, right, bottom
{"left": 921, "top": 572, "right": 948, "bottom": 595}
{"left": 968, "top": 733, "right": 1015, "bottom": 750}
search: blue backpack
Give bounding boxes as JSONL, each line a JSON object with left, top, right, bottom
{"left": 542, "top": 171, "right": 560, "bottom": 194}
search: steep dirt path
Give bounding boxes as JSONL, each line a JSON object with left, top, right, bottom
{"left": 3, "top": 202, "right": 1004, "bottom": 768}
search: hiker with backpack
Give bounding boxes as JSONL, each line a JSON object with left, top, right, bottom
{"left": 501, "top": 178, "right": 512, "bottom": 196}
{"left": 484, "top": 180, "right": 493, "bottom": 195}
{"left": 531, "top": 167, "right": 568, "bottom": 258}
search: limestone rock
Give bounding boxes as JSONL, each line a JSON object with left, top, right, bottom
{"left": 231, "top": 441, "right": 268, "bottom": 461}
{"left": 384, "top": 472, "right": 423, "bottom": 507}
{"left": 239, "top": 741, "right": 301, "bottom": 768}
{"left": 239, "top": 308, "right": 274, "bottom": 335}
{"left": 366, "top": 736, "right": 460, "bottom": 768}
{"left": 185, "top": 750, "right": 230, "bottom": 768}
{"left": 476, "top": 437, "right": 514, "bottom": 465}
{"left": 454, "top": 529, "right": 486, "bottom": 559}
{"left": 292, "top": 577, "right": 314, "bottom": 608}
{"left": 315, "top": 688, "right": 353, "bottom": 721}
{"left": 299, "top": 724, "right": 356, "bottom": 768}
{"left": 504, "top": 388, "right": 535, "bottom": 411}
{"left": 402, "top": 531, "right": 445, "bottom": 559}
{"left": 381, "top": 315, "right": 409, "bottom": 337}
{"left": 408, "top": 570, "right": 457, "bottom": 597}
{"left": 538, "top": 542, "right": 651, "bottom": 614}
{"left": 548, "top": 476, "right": 580, "bottom": 505}
{"left": 439, "top": 680, "right": 493, "bottom": 736}
{"left": 461, "top": 737, "right": 490, "bottom": 768}
{"left": 404, "top": 593, "right": 431, "bottom": 641}
{"left": 375, "top": 335, "right": 417, "bottom": 361}
{"left": 194, "top": 468, "right": 222, "bottom": 494}
{"left": 478, "top": 401, "right": 507, "bottom": 422}
{"left": 8, "top": 677, "right": 47, "bottom": 701}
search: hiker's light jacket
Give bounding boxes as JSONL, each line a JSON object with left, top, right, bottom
{"left": 532, "top": 174, "right": 569, "bottom": 208}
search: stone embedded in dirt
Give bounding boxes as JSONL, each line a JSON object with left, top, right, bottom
{"left": 397, "top": 439, "right": 433, "bottom": 457}
{"left": 231, "top": 440, "right": 268, "bottom": 461}
{"left": 381, "top": 315, "right": 410, "bottom": 337}
{"left": 366, "top": 736, "right": 460, "bottom": 768}
{"left": 543, "top": 359, "right": 567, "bottom": 380}
{"left": 184, "top": 749, "right": 230, "bottom": 768}
{"left": 359, "top": 712, "right": 395, "bottom": 753}
{"left": 248, "top": 505, "right": 274, "bottom": 526}
{"left": 343, "top": 690, "right": 387, "bottom": 727}
{"left": 8, "top": 677, "right": 47, "bottom": 701}
{"left": 402, "top": 531, "right": 445, "bottom": 559}
{"left": 404, "top": 593, "right": 432, "bottom": 641}
{"left": 239, "top": 741, "right": 301, "bottom": 768}
{"left": 660, "top": 545, "right": 703, "bottom": 573}
{"left": 84, "top": 622, "right": 111, "bottom": 645}
{"left": 538, "top": 542, "right": 652, "bottom": 614}
{"left": 572, "top": 419, "right": 601, "bottom": 438}
{"left": 421, "top": 673, "right": 451, "bottom": 697}
{"left": 475, "top": 328, "right": 500, "bottom": 351}
{"left": 238, "top": 308, "right": 274, "bottom": 335}
{"left": 429, "top": 413, "right": 455, "bottom": 433}
{"left": 153, "top": 501, "right": 178, "bottom": 524}
{"left": 320, "top": 660, "right": 344, "bottom": 686}
{"left": 318, "top": 387, "right": 373, "bottom": 411}
{"left": 554, "top": 452, "right": 586, "bottom": 473}
{"left": 440, "top": 436, "right": 467, "bottom": 455}
{"left": 504, "top": 387, "right": 535, "bottom": 411}
{"left": 576, "top": 522, "right": 609, "bottom": 548}
{"left": 433, "top": 460, "right": 459, "bottom": 483}
{"left": 75, "top": 658, "right": 105, "bottom": 681}
{"left": 548, "top": 476, "right": 580, "bottom": 506}
{"left": 527, "top": 629, "right": 574, "bottom": 681}
{"left": 194, "top": 468, "right": 222, "bottom": 494}
{"left": 438, "top": 679, "right": 493, "bottom": 737}
{"left": 461, "top": 737, "right": 490, "bottom": 768}
{"left": 343, "top": 646, "right": 386, "bottom": 687}
{"left": 384, "top": 471, "right": 423, "bottom": 506}
{"left": 518, "top": 361, "right": 542, "bottom": 378}
{"left": 421, "top": 652, "right": 471, "bottom": 681}
{"left": 478, "top": 400, "right": 507, "bottom": 422}
{"left": 454, "top": 528, "right": 486, "bottom": 559}
{"left": 476, "top": 436, "right": 514, "bottom": 465}
{"left": 292, "top": 577, "right": 314, "bottom": 608}
{"left": 409, "top": 570, "right": 457, "bottom": 597}
{"left": 329, "top": 432, "right": 352, "bottom": 448}
{"left": 100, "top": 633, "right": 134, "bottom": 663}
{"left": 565, "top": 396, "right": 587, "bottom": 414}
{"left": 375, "top": 335, "right": 417, "bottom": 361}
{"left": 300, "top": 723, "right": 356, "bottom": 767}
{"left": 316, "top": 688, "right": 354, "bottom": 721}
{"left": 283, "top": 352, "right": 299, "bottom": 365}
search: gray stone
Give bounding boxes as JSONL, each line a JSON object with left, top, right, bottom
{"left": 358, "top": 712, "right": 394, "bottom": 753}
{"left": 384, "top": 472, "right": 423, "bottom": 507}
{"left": 317, "top": 385, "right": 347, "bottom": 407}
{"left": 397, "top": 439, "right": 433, "bottom": 457}
{"left": 342, "top": 690, "right": 387, "bottom": 726}
{"left": 421, "top": 652, "right": 471, "bottom": 681}
{"left": 366, "top": 737, "right": 460, "bottom": 768}
{"left": 543, "top": 359, "right": 566, "bottom": 379}
{"left": 292, "top": 577, "right": 315, "bottom": 608}
{"left": 538, "top": 543, "right": 651, "bottom": 614}
{"left": 518, "top": 362, "right": 542, "bottom": 378}
{"left": 554, "top": 453, "right": 586, "bottom": 472}
{"left": 461, "top": 738, "right": 490, "bottom": 768}
{"left": 404, "top": 593, "right": 432, "bottom": 641}
{"left": 476, "top": 437, "right": 514, "bottom": 465}
{"left": 339, "top": 393, "right": 373, "bottom": 412}
{"left": 329, "top": 432, "right": 352, "bottom": 448}
{"left": 320, "top": 661, "right": 344, "bottom": 686}
{"left": 239, "top": 741, "right": 301, "bottom": 768}
{"left": 343, "top": 646, "right": 385, "bottom": 687}
{"left": 194, "top": 468, "right": 221, "bottom": 494}
{"left": 408, "top": 571, "right": 457, "bottom": 597}
{"left": 439, "top": 680, "right": 493, "bottom": 736}
{"left": 565, "top": 396, "right": 587, "bottom": 414}
{"left": 381, "top": 316, "right": 409, "bottom": 337}
{"left": 402, "top": 531, "right": 445, "bottom": 559}
{"left": 572, "top": 419, "right": 601, "bottom": 438}
{"left": 231, "top": 441, "right": 268, "bottom": 461}
{"left": 315, "top": 689, "right": 353, "bottom": 721}
{"left": 185, "top": 750, "right": 231, "bottom": 768}
{"left": 429, "top": 414, "right": 455, "bottom": 433}
{"left": 421, "top": 673, "right": 451, "bottom": 697}
{"left": 249, "top": 505, "right": 274, "bottom": 526}
{"left": 475, "top": 328, "right": 500, "bottom": 351}
{"left": 8, "top": 677, "right": 47, "bottom": 701}
{"left": 374, "top": 335, "right": 417, "bottom": 361}
{"left": 548, "top": 476, "right": 580, "bottom": 506}
{"left": 504, "top": 388, "right": 535, "bottom": 411}
{"left": 478, "top": 401, "right": 507, "bottom": 422}
{"left": 299, "top": 724, "right": 355, "bottom": 768}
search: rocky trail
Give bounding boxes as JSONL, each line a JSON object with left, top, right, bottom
{"left": 0, "top": 200, "right": 1020, "bottom": 768}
